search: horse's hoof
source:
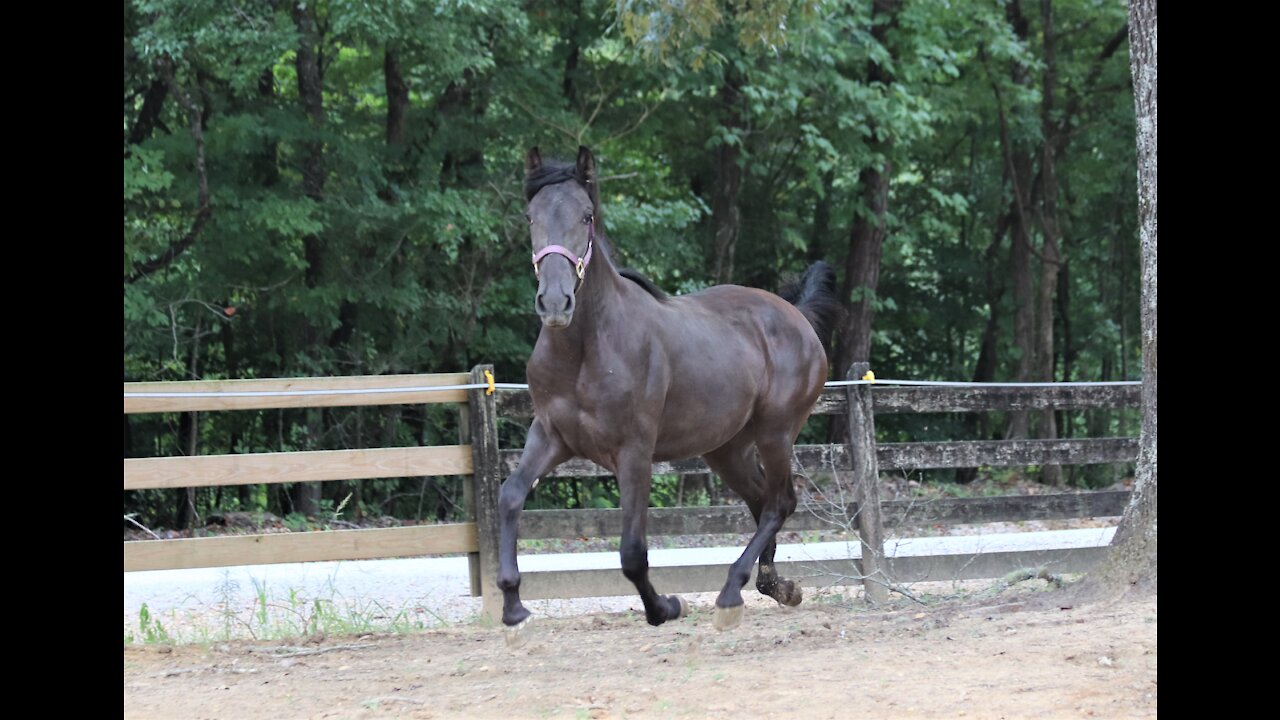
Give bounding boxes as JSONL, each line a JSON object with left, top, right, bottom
{"left": 503, "top": 616, "right": 533, "bottom": 649}
{"left": 676, "top": 595, "right": 691, "bottom": 619}
{"left": 713, "top": 604, "right": 744, "bottom": 632}
{"left": 775, "top": 580, "right": 803, "bottom": 607}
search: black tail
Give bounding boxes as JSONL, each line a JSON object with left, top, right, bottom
{"left": 778, "top": 261, "right": 842, "bottom": 351}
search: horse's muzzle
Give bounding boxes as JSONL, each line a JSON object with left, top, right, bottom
{"left": 535, "top": 287, "right": 575, "bottom": 329}
{"left": 540, "top": 313, "right": 572, "bottom": 329}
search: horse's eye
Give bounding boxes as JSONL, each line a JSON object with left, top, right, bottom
{"left": 525, "top": 214, "right": 532, "bottom": 225}
{"left": 583, "top": 214, "right": 593, "bottom": 225}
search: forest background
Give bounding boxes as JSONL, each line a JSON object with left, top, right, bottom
{"left": 123, "top": 0, "right": 1139, "bottom": 531}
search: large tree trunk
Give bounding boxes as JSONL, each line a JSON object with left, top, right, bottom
{"left": 834, "top": 0, "right": 900, "bottom": 378}
{"left": 1075, "top": 0, "right": 1156, "bottom": 601}
{"left": 1036, "top": 0, "right": 1064, "bottom": 485}
{"left": 996, "top": 0, "right": 1036, "bottom": 441}
{"left": 838, "top": 160, "right": 891, "bottom": 373}
{"left": 291, "top": 1, "right": 327, "bottom": 517}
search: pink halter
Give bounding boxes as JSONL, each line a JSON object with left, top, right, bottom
{"left": 531, "top": 220, "right": 595, "bottom": 282}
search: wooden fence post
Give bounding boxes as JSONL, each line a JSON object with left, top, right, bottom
{"left": 458, "top": 397, "right": 480, "bottom": 597}
{"left": 467, "top": 364, "right": 503, "bottom": 622}
{"left": 845, "top": 361, "right": 889, "bottom": 604}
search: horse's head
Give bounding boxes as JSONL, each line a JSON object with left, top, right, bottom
{"left": 524, "top": 146, "right": 599, "bottom": 329}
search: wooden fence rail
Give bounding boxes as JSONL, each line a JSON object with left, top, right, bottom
{"left": 125, "top": 365, "right": 1140, "bottom": 622}
{"left": 497, "top": 384, "right": 1142, "bottom": 417}
{"left": 123, "top": 372, "right": 481, "bottom": 573}
{"left": 495, "top": 438, "right": 1136, "bottom": 478}
{"left": 475, "top": 364, "right": 1140, "bottom": 608}
{"left": 516, "top": 491, "right": 1132, "bottom": 538}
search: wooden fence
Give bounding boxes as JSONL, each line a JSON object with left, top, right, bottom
{"left": 125, "top": 364, "right": 1140, "bottom": 620}
{"left": 477, "top": 361, "right": 1139, "bottom": 608}
{"left": 123, "top": 370, "right": 488, "bottom": 594}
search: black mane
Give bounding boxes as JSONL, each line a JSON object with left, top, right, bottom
{"left": 619, "top": 268, "right": 669, "bottom": 301}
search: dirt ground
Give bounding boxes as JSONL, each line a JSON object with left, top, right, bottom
{"left": 124, "top": 586, "right": 1156, "bottom": 719}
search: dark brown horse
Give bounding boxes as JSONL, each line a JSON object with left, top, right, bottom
{"left": 498, "top": 146, "right": 840, "bottom": 639}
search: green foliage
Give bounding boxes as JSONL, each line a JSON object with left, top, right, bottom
{"left": 124, "top": 0, "right": 1140, "bottom": 527}
{"left": 130, "top": 603, "right": 173, "bottom": 645}
{"left": 125, "top": 572, "right": 447, "bottom": 645}
{"left": 614, "top": 0, "right": 818, "bottom": 65}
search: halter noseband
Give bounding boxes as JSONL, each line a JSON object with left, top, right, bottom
{"left": 531, "top": 219, "right": 595, "bottom": 284}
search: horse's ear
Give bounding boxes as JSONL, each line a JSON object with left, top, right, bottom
{"left": 525, "top": 147, "right": 543, "bottom": 175}
{"left": 576, "top": 145, "right": 597, "bottom": 185}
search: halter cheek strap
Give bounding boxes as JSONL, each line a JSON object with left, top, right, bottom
{"left": 531, "top": 221, "right": 595, "bottom": 282}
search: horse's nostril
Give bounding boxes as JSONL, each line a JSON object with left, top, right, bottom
{"left": 536, "top": 293, "right": 547, "bottom": 314}
{"left": 564, "top": 295, "right": 575, "bottom": 314}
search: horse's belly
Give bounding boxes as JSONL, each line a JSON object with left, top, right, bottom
{"left": 650, "top": 388, "right": 754, "bottom": 462}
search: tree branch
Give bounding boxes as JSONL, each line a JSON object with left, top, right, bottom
{"left": 1054, "top": 23, "right": 1129, "bottom": 156}
{"left": 126, "top": 76, "right": 170, "bottom": 147}
{"left": 128, "top": 55, "right": 212, "bottom": 284}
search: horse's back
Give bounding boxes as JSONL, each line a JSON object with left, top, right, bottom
{"left": 653, "top": 284, "right": 827, "bottom": 446}
{"left": 668, "top": 284, "right": 826, "bottom": 379}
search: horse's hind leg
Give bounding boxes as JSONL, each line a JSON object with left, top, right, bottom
{"left": 707, "top": 433, "right": 800, "bottom": 630}
{"left": 704, "top": 444, "right": 803, "bottom": 608}
{"left": 616, "top": 450, "right": 689, "bottom": 626}
{"left": 756, "top": 533, "right": 803, "bottom": 606}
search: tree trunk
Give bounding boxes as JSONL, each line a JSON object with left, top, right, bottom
{"left": 996, "top": 0, "right": 1036, "bottom": 441}
{"left": 385, "top": 48, "right": 409, "bottom": 147}
{"left": 265, "top": 409, "right": 284, "bottom": 515}
{"left": 808, "top": 169, "right": 835, "bottom": 264}
{"left": 1057, "top": 248, "right": 1074, "bottom": 482}
{"left": 174, "top": 318, "right": 203, "bottom": 529}
{"left": 293, "top": 3, "right": 326, "bottom": 284}
{"left": 838, "top": 161, "right": 890, "bottom": 374}
{"left": 254, "top": 70, "right": 279, "bottom": 187}
{"left": 834, "top": 0, "right": 900, "bottom": 378}
{"left": 294, "top": 1, "right": 329, "bottom": 315}
{"left": 291, "top": 1, "right": 326, "bottom": 516}
{"left": 1036, "top": 0, "right": 1063, "bottom": 485}
{"left": 292, "top": 407, "right": 323, "bottom": 516}
{"left": 1075, "top": 0, "right": 1156, "bottom": 601}
{"left": 562, "top": 0, "right": 583, "bottom": 107}
{"left": 127, "top": 59, "right": 211, "bottom": 284}
{"left": 956, "top": 216, "right": 1008, "bottom": 483}
{"left": 438, "top": 69, "right": 486, "bottom": 187}
{"left": 127, "top": 76, "right": 169, "bottom": 147}
{"left": 711, "top": 67, "right": 743, "bottom": 285}
{"left": 222, "top": 320, "right": 256, "bottom": 509}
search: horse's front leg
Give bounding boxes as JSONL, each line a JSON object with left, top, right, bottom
{"left": 616, "top": 451, "right": 690, "bottom": 626}
{"left": 497, "top": 420, "right": 568, "bottom": 633}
